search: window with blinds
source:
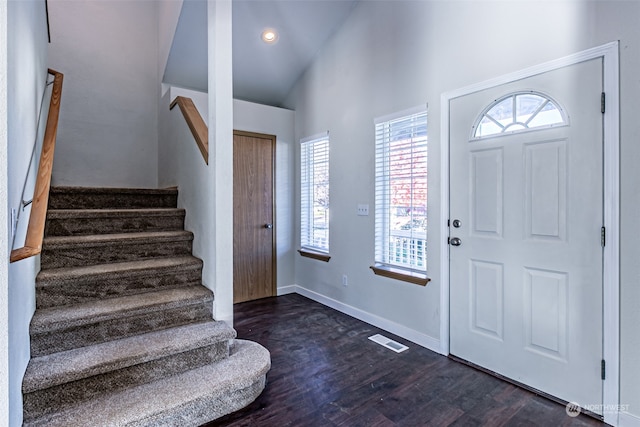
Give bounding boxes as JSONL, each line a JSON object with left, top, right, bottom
{"left": 374, "top": 106, "right": 428, "bottom": 272}
{"left": 300, "top": 132, "right": 330, "bottom": 253}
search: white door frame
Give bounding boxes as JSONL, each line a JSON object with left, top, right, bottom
{"left": 439, "top": 41, "right": 620, "bottom": 426}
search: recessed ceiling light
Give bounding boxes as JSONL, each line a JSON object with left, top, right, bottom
{"left": 261, "top": 28, "right": 278, "bottom": 44}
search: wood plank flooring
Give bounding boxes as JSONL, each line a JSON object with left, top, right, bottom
{"left": 204, "top": 294, "right": 604, "bottom": 427}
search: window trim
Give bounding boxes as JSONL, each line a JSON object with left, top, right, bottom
{"left": 300, "top": 131, "right": 330, "bottom": 256}
{"left": 370, "top": 264, "right": 430, "bottom": 286}
{"left": 371, "top": 105, "right": 430, "bottom": 285}
{"left": 298, "top": 248, "right": 331, "bottom": 262}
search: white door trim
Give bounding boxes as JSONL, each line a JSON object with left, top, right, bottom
{"left": 439, "top": 41, "right": 620, "bottom": 426}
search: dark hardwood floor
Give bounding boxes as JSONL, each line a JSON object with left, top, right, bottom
{"left": 204, "top": 293, "right": 604, "bottom": 427}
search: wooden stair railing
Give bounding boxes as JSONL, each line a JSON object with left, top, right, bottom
{"left": 10, "top": 69, "right": 64, "bottom": 263}
{"left": 170, "top": 96, "right": 209, "bottom": 164}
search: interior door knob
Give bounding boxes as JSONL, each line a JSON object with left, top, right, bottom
{"left": 264, "top": 223, "right": 273, "bottom": 229}
{"left": 450, "top": 237, "right": 462, "bottom": 246}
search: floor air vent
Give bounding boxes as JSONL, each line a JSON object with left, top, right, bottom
{"left": 368, "top": 334, "right": 409, "bottom": 353}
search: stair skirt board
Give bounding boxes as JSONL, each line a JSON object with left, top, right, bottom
{"left": 23, "top": 187, "right": 270, "bottom": 425}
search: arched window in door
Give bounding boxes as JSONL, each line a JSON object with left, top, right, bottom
{"left": 472, "top": 92, "right": 567, "bottom": 139}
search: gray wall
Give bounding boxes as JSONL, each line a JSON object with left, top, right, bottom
{"left": 48, "top": 0, "right": 159, "bottom": 188}
{"left": 285, "top": 0, "right": 640, "bottom": 419}
{"left": 233, "top": 99, "right": 296, "bottom": 292}
{"left": 158, "top": 86, "right": 214, "bottom": 317}
{"left": 158, "top": 88, "right": 296, "bottom": 309}
{"left": 0, "top": 0, "right": 7, "bottom": 421}
{"left": 5, "top": 0, "right": 49, "bottom": 425}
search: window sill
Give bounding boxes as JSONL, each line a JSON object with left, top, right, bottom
{"left": 370, "top": 265, "right": 430, "bottom": 286}
{"left": 298, "top": 249, "right": 331, "bottom": 262}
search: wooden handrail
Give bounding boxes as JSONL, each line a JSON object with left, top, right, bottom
{"left": 10, "top": 69, "right": 64, "bottom": 263}
{"left": 170, "top": 96, "right": 209, "bottom": 164}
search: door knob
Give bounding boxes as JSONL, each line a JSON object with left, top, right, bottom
{"left": 264, "top": 223, "right": 273, "bottom": 229}
{"left": 450, "top": 237, "right": 462, "bottom": 246}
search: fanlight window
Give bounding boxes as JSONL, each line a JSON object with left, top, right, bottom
{"left": 473, "top": 92, "right": 567, "bottom": 139}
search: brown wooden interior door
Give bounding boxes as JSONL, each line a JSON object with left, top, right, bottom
{"left": 233, "top": 131, "right": 276, "bottom": 303}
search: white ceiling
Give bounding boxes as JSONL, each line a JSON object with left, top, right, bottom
{"left": 163, "top": 0, "right": 359, "bottom": 107}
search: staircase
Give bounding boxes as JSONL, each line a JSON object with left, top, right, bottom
{"left": 23, "top": 186, "right": 270, "bottom": 426}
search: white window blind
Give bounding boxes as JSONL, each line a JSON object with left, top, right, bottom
{"left": 374, "top": 106, "right": 428, "bottom": 272}
{"left": 301, "top": 132, "right": 330, "bottom": 252}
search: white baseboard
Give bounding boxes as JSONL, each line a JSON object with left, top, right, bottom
{"left": 290, "top": 284, "right": 443, "bottom": 355}
{"left": 619, "top": 411, "right": 640, "bottom": 427}
{"left": 275, "top": 283, "right": 632, "bottom": 427}
{"left": 276, "top": 285, "right": 297, "bottom": 295}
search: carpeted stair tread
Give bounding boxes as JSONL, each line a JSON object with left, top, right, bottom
{"left": 48, "top": 186, "right": 178, "bottom": 210}
{"left": 23, "top": 320, "right": 236, "bottom": 393}
{"left": 50, "top": 186, "right": 178, "bottom": 196}
{"left": 24, "top": 339, "right": 271, "bottom": 427}
{"left": 47, "top": 208, "right": 185, "bottom": 218}
{"left": 43, "top": 230, "right": 194, "bottom": 249}
{"left": 41, "top": 231, "right": 194, "bottom": 269}
{"left": 24, "top": 185, "right": 270, "bottom": 424}
{"left": 45, "top": 208, "right": 186, "bottom": 237}
{"left": 37, "top": 256, "right": 202, "bottom": 284}
{"left": 35, "top": 256, "right": 203, "bottom": 309}
{"left": 31, "top": 286, "right": 212, "bottom": 334}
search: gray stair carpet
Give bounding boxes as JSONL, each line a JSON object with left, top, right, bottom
{"left": 23, "top": 186, "right": 270, "bottom": 426}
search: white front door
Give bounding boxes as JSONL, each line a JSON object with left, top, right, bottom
{"left": 449, "top": 58, "right": 604, "bottom": 410}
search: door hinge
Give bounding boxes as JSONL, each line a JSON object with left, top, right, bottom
{"left": 601, "top": 359, "right": 606, "bottom": 380}
{"left": 601, "top": 92, "right": 606, "bottom": 114}
{"left": 601, "top": 226, "right": 606, "bottom": 247}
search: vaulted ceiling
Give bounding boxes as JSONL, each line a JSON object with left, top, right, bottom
{"left": 163, "top": 0, "right": 359, "bottom": 108}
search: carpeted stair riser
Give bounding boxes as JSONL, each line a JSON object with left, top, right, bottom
{"left": 185, "top": 376, "right": 268, "bottom": 426}
{"left": 48, "top": 187, "right": 178, "bottom": 210}
{"left": 23, "top": 340, "right": 270, "bottom": 427}
{"left": 24, "top": 342, "right": 230, "bottom": 422}
{"left": 23, "top": 186, "right": 271, "bottom": 425}
{"left": 36, "top": 257, "right": 203, "bottom": 309}
{"left": 45, "top": 209, "right": 186, "bottom": 237}
{"left": 30, "top": 292, "right": 213, "bottom": 357}
{"left": 96, "top": 341, "right": 270, "bottom": 427}
{"left": 23, "top": 321, "right": 236, "bottom": 422}
{"left": 24, "top": 321, "right": 236, "bottom": 394}
{"left": 40, "top": 232, "right": 193, "bottom": 269}
{"left": 142, "top": 376, "right": 267, "bottom": 427}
